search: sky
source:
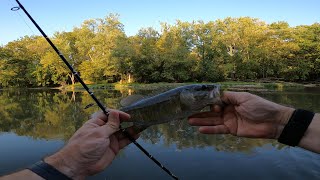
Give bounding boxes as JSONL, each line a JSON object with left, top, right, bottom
{"left": 1, "top": 0, "right": 319, "bottom": 46}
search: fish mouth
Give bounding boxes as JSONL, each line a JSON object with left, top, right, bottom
{"left": 209, "top": 88, "right": 219, "bottom": 98}
{"left": 209, "top": 89, "right": 220, "bottom": 99}
{"left": 209, "top": 90, "right": 214, "bottom": 98}
{"left": 208, "top": 85, "right": 220, "bottom": 99}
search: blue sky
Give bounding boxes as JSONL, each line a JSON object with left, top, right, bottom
{"left": 1, "top": 0, "right": 319, "bottom": 45}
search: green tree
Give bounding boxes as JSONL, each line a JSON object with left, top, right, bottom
{"left": 131, "top": 27, "right": 160, "bottom": 83}
{"left": 0, "top": 36, "right": 42, "bottom": 87}
{"left": 111, "top": 35, "right": 136, "bottom": 83}
{"left": 79, "top": 14, "right": 126, "bottom": 82}
{"left": 191, "top": 20, "right": 225, "bottom": 81}
{"left": 291, "top": 23, "right": 320, "bottom": 81}
{"left": 156, "top": 21, "right": 195, "bottom": 82}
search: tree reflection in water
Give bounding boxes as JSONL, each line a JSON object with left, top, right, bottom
{"left": 2, "top": 86, "right": 320, "bottom": 180}
{"left": 0, "top": 87, "right": 319, "bottom": 152}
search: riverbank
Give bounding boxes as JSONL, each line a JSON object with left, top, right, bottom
{"left": 59, "top": 81, "right": 316, "bottom": 92}
{"left": 1, "top": 81, "right": 317, "bottom": 92}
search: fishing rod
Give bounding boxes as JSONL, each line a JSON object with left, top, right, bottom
{"left": 11, "top": 0, "right": 178, "bottom": 179}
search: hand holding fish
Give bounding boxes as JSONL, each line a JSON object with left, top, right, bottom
{"left": 44, "top": 110, "right": 139, "bottom": 180}
{"left": 188, "top": 91, "right": 295, "bottom": 139}
{"left": 189, "top": 91, "right": 320, "bottom": 153}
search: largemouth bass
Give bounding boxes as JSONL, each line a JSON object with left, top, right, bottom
{"left": 119, "top": 84, "right": 222, "bottom": 131}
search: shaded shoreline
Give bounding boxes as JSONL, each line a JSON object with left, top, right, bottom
{"left": 1, "top": 81, "right": 319, "bottom": 92}
{"left": 57, "top": 81, "right": 319, "bottom": 92}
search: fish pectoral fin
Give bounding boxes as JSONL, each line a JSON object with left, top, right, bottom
{"left": 120, "top": 94, "right": 145, "bottom": 107}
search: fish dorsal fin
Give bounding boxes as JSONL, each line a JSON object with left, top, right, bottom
{"left": 120, "top": 94, "right": 144, "bottom": 107}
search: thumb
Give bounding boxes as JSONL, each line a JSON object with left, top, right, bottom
{"left": 221, "top": 91, "right": 241, "bottom": 105}
{"left": 103, "top": 111, "right": 120, "bottom": 137}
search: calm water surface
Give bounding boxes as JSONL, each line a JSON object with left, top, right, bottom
{"left": 0, "top": 86, "right": 319, "bottom": 179}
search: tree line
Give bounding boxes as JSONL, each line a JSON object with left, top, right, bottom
{"left": 1, "top": 14, "right": 319, "bottom": 87}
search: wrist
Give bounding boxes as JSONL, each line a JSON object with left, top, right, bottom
{"left": 278, "top": 106, "right": 295, "bottom": 125}
{"left": 277, "top": 109, "right": 315, "bottom": 147}
{"left": 45, "top": 152, "right": 85, "bottom": 180}
{"left": 274, "top": 106, "right": 295, "bottom": 139}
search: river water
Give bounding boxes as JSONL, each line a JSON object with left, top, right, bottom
{"left": 0, "top": 85, "right": 319, "bottom": 179}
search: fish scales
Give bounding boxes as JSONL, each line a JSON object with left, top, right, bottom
{"left": 121, "top": 93, "right": 183, "bottom": 126}
{"left": 119, "top": 84, "right": 222, "bottom": 129}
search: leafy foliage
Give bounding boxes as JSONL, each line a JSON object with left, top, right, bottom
{"left": 1, "top": 16, "right": 319, "bottom": 87}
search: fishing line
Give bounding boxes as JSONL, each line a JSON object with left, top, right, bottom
{"left": 11, "top": 0, "right": 178, "bottom": 179}
{"left": 8, "top": 0, "right": 36, "bottom": 35}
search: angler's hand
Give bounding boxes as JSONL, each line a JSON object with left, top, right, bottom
{"left": 188, "top": 91, "right": 295, "bottom": 139}
{"left": 44, "top": 110, "right": 139, "bottom": 180}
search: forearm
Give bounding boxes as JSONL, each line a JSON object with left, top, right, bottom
{"left": 0, "top": 169, "right": 44, "bottom": 180}
{"left": 298, "top": 113, "right": 320, "bottom": 153}
{"left": 44, "top": 151, "right": 85, "bottom": 180}
{"left": 0, "top": 152, "right": 81, "bottom": 180}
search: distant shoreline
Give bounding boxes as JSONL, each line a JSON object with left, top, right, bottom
{"left": 1, "top": 81, "right": 319, "bottom": 91}
{"left": 34, "top": 81, "right": 320, "bottom": 92}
